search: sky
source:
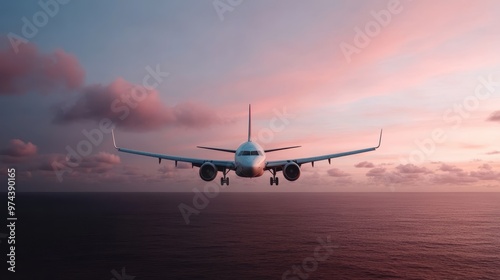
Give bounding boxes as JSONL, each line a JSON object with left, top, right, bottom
{"left": 1, "top": 0, "right": 500, "bottom": 192}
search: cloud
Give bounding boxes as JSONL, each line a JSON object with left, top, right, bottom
{"left": 438, "top": 163, "right": 463, "bottom": 173}
{"left": 366, "top": 164, "right": 434, "bottom": 185}
{"left": 0, "top": 43, "right": 84, "bottom": 95}
{"left": 84, "top": 152, "right": 120, "bottom": 166}
{"left": 38, "top": 152, "right": 121, "bottom": 175}
{"left": 75, "top": 152, "right": 120, "bottom": 174}
{"left": 485, "top": 151, "right": 500, "bottom": 155}
{"left": 479, "top": 164, "right": 492, "bottom": 170}
{"left": 435, "top": 163, "right": 500, "bottom": 184}
{"left": 327, "top": 168, "right": 350, "bottom": 177}
{"left": 176, "top": 162, "right": 192, "bottom": 169}
{"left": 1, "top": 42, "right": 225, "bottom": 131}
{"left": 432, "top": 163, "right": 478, "bottom": 185}
{"left": 1, "top": 139, "right": 38, "bottom": 163}
{"left": 53, "top": 78, "right": 225, "bottom": 131}
{"left": 366, "top": 167, "right": 386, "bottom": 177}
{"left": 396, "top": 164, "right": 431, "bottom": 174}
{"left": 487, "top": 111, "right": 500, "bottom": 122}
{"left": 354, "top": 161, "right": 375, "bottom": 168}
{"left": 469, "top": 164, "right": 500, "bottom": 181}
{"left": 431, "top": 174, "right": 477, "bottom": 185}
{"left": 0, "top": 139, "right": 37, "bottom": 157}
{"left": 0, "top": 147, "right": 124, "bottom": 188}
{"left": 158, "top": 165, "right": 177, "bottom": 178}
{"left": 120, "top": 165, "right": 143, "bottom": 177}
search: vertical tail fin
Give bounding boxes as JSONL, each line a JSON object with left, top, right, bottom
{"left": 248, "top": 104, "right": 252, "bottom": 142}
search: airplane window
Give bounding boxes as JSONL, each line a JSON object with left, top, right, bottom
{"left": 238, "top": 151, "right": 260, "bottom": 156}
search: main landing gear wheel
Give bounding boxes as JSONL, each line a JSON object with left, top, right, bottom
{"left": 221, "top": 168, "right": 230, "bottom": 186}
{"left": 269, "top": 169, "right": 279, "bottom": 186}
{"left": 270, "top": 177, "right": 279, "bottom": 185}
{"left": 221, "top": 177, "right": 229, "bottom": 185}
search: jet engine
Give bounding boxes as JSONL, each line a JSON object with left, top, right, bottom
{"left": 199, "top": 162, "right": 218, "bottom": 181}
{"left": 283, "top": 162, "right": 301, "bottom": 181}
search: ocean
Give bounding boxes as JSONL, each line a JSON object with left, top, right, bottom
{"left": 6, "top": 192, "right": 500, "bottom": 279}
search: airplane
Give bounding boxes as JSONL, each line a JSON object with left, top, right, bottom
{"left": 112, "top": 105, "right": 382, "bottom": 186}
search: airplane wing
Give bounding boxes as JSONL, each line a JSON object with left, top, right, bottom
{"left": 265, "top": 130, "right": 382, "bottom": 170}
{"left": 264, "top": 146, "right": 301, "bottom": 153}
{"left": 112, "top": 130, "right": 235, "bottom": 171}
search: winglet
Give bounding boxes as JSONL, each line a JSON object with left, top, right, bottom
{"left": 376, "top": 129, "right": 383, "bottom": 149}
{"left": 111, "top": 129, "right": 118, "bottom": 149}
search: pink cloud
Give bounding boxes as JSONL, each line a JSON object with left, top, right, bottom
{"left": 0, "top": 43, "right": 84, "bottom": 95}
{"left": 432, "top": 172, "right": 477, "bottom": 185}
{"left": 120, "top": 165, "right": 143, "bottom": 177}
{"left": 366, "top": 167, "right": 386, "bottom": 177}
{"left": 175, "top": 162, "right": 192, "bottom": 169}
{"left": 69, "top": 152, "right": 121, "bottom": 174}
{"left": 327, "top": 168, "right": 350, "bottom": 177}
{"left": 355, "top": 161, "right": 375, "bottom": 168}
{"left": 158, "top": 165, "right": 177, "bottom": 178}
{"left": 0, "top": 143, "right": 126, "bottom": 187}
{"left": 85, "top": 152, "right": 120, "bottom": 165}
{"left": 430, "top": 163, "right": 500, "bottom": 185}
{"left": 365, "top": 164, "right": 435, "bottom": 186}
{"left": 396, "top": 164, "right": 430, "bottom": 174}
{"left": 469, "top": 164, "right": 500, "bottom": 181}
{"left": 438, "top": 164, "right": 463, "bottom": 173}
{"left": 1, "top": 139, "right": 37, "bottom": 163}
{"left": 37, "top": 152, "right": 121, "bottom": 176}
{"left": 487, "top": 111, "right": 500, "bottom": 122}
{"left": 479, "top": 164, "right": 492, "bottom": 170}
{"left": 53, "top": 78, "right": 226, "bottom": 131}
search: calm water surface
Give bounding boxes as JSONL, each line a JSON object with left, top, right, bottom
{"left": 9, "top": 192, "right": 500, "bottom": 279}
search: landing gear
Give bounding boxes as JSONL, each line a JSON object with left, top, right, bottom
{"left": 221, "top": 177, "right": 229, "bottom": 185}
{"left": 269, "top": 169, "right": 279, "bottom": 186}
{"left": 221, "top": 168, "right": 230, "bottom": 186}
{"left": 270, "top": 177, "right": 279, "bottom": 185}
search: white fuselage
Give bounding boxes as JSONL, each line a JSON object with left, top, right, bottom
{"left": 234, "top": 141, "right": 266, "bottom": 177}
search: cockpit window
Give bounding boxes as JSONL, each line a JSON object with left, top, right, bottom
{"left": 238, "top": 150, "right": 262, "bottom": 156}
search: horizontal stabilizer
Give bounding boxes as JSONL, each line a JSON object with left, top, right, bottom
{"left": 264, "top": 146, "right": 301, "bottom": 153}
{"left": 197, "top": 146, "right": 237, "bottom": 153}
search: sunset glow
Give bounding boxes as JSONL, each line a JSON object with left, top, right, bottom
{"left": 1, "top": 0, "right": 499, "bottom": 192}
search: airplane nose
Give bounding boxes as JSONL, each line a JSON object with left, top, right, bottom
{"left": 239, "top": 158, "right": 263, "bottom": 177}
{"left": 251, "top": 159, "right": 264, "bottom": 175}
